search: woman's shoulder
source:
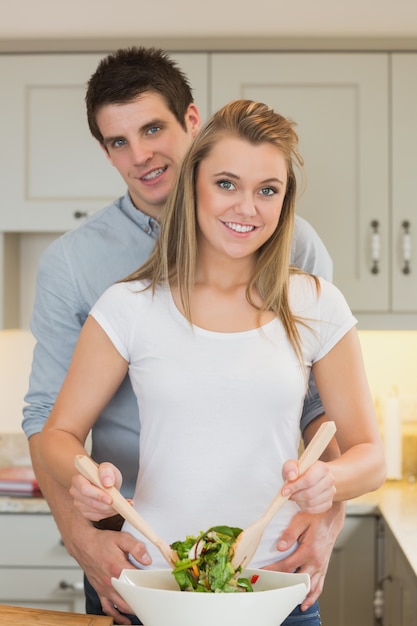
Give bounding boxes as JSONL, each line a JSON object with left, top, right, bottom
{"left": 289, "top": 270, "right": 321, "bottom": 294}
{"left": 289, "top": 272, "right": 350, "bottom": 311}
{"left": 103, "top": 278, "right": 151, "bottom": 297}
{"left": 290, "top": 270, "right": 335, "bottom": 291}
{"left": 92, "top": 279, "right": 153, "bottom": 314}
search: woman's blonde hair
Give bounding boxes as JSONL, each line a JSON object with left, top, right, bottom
{"left": 127, "top": 99, "right": 316, "bottom": 361}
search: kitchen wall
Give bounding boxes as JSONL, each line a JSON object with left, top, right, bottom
{"left": 359, "top": 331, "right": 417, "bottom": 415}
{"left": 362, "top": 330, "right": 417, "bottom": 480}
{"left": 0, "top": 329, "right": 35, "bottom": 432}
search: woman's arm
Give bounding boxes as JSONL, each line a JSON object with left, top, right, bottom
{"left": 283, "top": 327, "right": 385, "bottom": 508}
{"left": 39, "top": 316, "right": 129, "bottom": 489}
{"left": 313, "top": 326, "right": 386, "bottom": 499}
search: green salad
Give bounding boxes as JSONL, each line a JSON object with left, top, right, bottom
{"left": 171, "top": 525, "right": 254, "bottom": 593}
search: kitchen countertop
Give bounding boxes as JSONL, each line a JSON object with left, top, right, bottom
{"left": 1, "top": 479, "right": 416, "bottom": 577}
{"left": 0, "top": 494, "right": 50, "bottom": 513}
{"left": 0, "top": 604, "right": 113, "bottom": 624}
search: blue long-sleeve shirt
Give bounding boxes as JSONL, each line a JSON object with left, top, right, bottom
{"left": 22, "top": 192, "right": 332, "bottom": 496}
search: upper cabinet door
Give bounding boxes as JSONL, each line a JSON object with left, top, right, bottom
{"left": 391, "top": 54, "right": 417, "bottom": 313}
{"left": 210, "top": 53, "right": 389, "bottom": 313}
{"left": 0, "top": 53, "right": 208, "bottom": 232}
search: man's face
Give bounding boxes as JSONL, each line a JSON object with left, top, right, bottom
{"left": 97, "top": 92, "right": 201, "bottom": 220}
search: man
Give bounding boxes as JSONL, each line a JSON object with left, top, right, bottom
{"left": 22, "top": 47, "right": 344, "bottom": 625}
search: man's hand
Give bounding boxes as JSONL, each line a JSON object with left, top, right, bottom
{"left": 67, "top": 524, "right": 150, "bottom": 625}
{"left": 29, "top": 434, "right": 150, "bottom": 625}
{"left": 262, "top": 503, "right": 345, "bottom": 611}
{"left": 262, "top": 415, "right": 346, "bottom": 611}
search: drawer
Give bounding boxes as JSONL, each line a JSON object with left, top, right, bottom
{"left": 0, "top": 514, "right": 78, "bottom": 567}
{"left": 0, "top": 567, "right": 84, "bottom": 601}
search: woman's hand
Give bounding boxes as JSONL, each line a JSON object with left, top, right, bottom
{"left": 70, "top": 461, "right": 124, "bottom": 521}
{"left": 281, "top": 459, "right": 336, "bottom": 515}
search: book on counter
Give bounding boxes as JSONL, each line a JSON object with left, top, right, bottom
{"left": 0, "top": 465, "right": 42, "bottom": 497}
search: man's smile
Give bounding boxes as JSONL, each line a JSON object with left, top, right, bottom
{"left": 141, "top": 166, "right": 168, "bottom": 181}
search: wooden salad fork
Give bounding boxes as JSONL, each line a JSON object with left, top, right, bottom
{"left": 74, "top": 455, "right": 178, "bottom": 568}
{"left": 231, "top": 420, "right": 337, "bottom": 571}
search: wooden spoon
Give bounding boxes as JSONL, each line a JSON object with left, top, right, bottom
{"left": 74, "top": 455, "right": 178, "bottom": 568}
{"left": 231, "top": 420, "right": 337, "bottom": 571}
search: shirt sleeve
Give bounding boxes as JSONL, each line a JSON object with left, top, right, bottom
{"left": 22, "top": 237, "right": 87, "bottom": 438}
{"left": 291, "top": 215, "right": 333, "bottom": 281}
{"left": 89, "top": 283, "right": 135, "bottom": 362}
{"left": 291, "top": 216, "right": 334, "bottom": 431}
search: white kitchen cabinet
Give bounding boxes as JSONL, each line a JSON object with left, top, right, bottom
{"left": 0, "top": 513, "right": 85, "bottom": 612}
{"left": 210, "top": 52, "right": 391, "bottom": 314}
{"left": 0, "top": 52, "right": 208, "bottom": 233}
{"left": 0, "top": 51, "right": 208, "bottom": 328}
{"left": 1, "top": 50, "right": 417, "bottom": 329}
{"left": 391, "top": 53, "right": 417, "bottom": 313}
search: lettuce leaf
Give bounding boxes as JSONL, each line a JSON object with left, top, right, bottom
{"left": 171, "top": 526, "right": 253, "bottom": 593}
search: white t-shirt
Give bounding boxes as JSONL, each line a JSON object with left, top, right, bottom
{"left": 90, "top": 273, "right": 356, "bottom": 569}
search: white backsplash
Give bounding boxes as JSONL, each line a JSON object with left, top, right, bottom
{"left": 358, "top": 330, "right": 417, "bottom": 421}
{"left": 358, "top": 330, "right": 417, "bottom": 481}
{"left": 0, "top": 431, "right": 31, "bottom": 467}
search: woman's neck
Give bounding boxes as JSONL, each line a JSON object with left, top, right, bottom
{"left": 171, "top": 254, "right": 273, "bottom": 333}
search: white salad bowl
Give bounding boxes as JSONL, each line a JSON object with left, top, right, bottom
{"left": 112, "top": 567, "right": 310, "bottom": 626}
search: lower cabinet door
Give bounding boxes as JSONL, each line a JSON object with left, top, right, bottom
{"left": 319, "top": 515, "right": 378, "bottom": 626}
{"left": 382, "top": 519, "right": 417, "bottom": 626}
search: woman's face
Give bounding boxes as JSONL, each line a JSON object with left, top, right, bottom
{"left": 195, "top": 135, "right": 288, "bottom": 262}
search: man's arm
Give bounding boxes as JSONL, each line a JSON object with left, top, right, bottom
{"left": 29, "top": 433, "right": 150, "bottom": 624}
{"left": 22, "top": 242, "right": 149, "bottom": 624}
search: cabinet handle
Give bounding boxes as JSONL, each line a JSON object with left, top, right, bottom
{"left": 402, "top": 220, "right": 411, "bottom": 275}
{"left": 73, "top": 211, "right": 88, "bottom": 219}
{"left": 370, "top": 220, "right": 380, "bottom": 275}
{"left": 59, "top": 580, "right": 84, "bottom": 592}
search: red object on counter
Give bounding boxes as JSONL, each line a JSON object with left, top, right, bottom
{"left": 0, "top": 465, "right": 42, "bottom": 496}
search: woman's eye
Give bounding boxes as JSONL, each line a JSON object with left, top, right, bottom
{"left": 218, "top": 180, "right": 236, "bottom": 191}
{"left": 260, "top": 187, "right": 277, "bottom": 196}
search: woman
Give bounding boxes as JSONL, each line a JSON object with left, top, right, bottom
{"left": 39, "top": 100, "right": 385, "bottom": 625}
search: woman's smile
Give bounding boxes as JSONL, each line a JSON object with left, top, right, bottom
{"left": 222, "top": 221, "right": 258, "bottom": 234}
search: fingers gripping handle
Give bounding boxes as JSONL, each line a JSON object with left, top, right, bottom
{"left": 262, "top": 420, "right": 337, "bottom": 525}
{"left": 74, "top": 455, "right": 177, "bottom": 566}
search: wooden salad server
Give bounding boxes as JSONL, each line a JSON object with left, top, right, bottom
{"left": 74, "top": 455, "right": 178, "bottom": 568}
{"left": 231, "top": 420, "right": 337, "bottom": 571}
